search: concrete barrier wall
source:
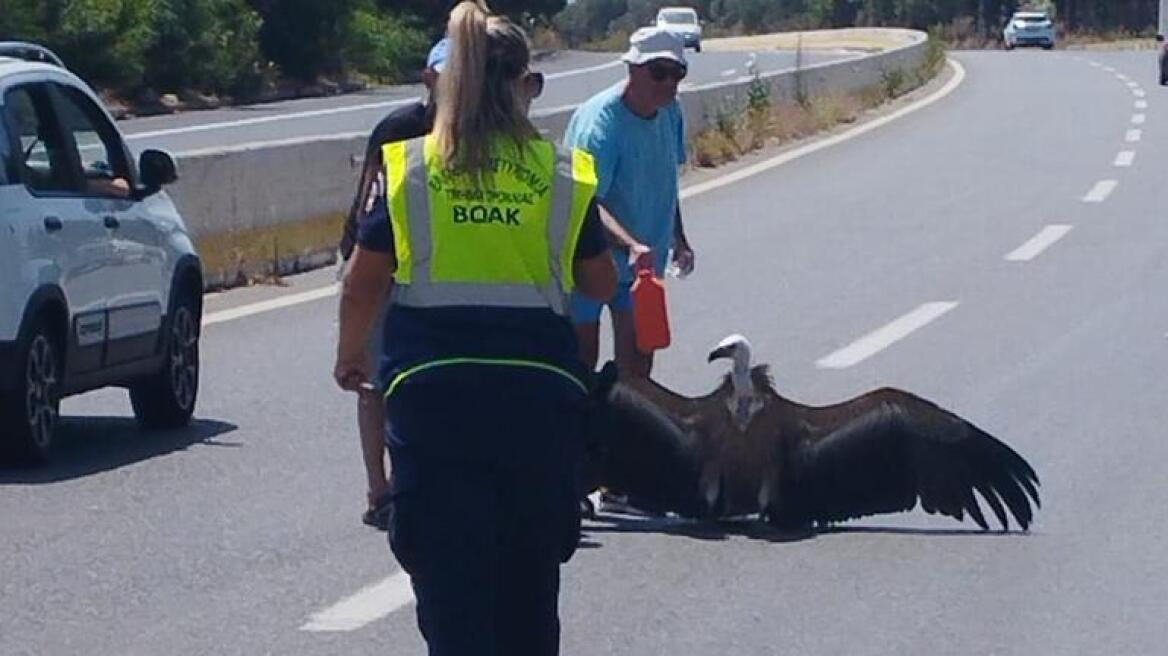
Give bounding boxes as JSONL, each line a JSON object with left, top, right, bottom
{"left": 171, "top": 30, "right": 927, "bottom": 289}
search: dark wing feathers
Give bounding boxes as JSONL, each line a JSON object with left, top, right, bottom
{"left": 788, "top": 391, "right": 1040, "bottom": 531}
{"left": 586, "top": 381, "right": 707, "bottom": 517}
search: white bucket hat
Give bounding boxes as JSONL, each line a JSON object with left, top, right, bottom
{"left": 621, "top": 27, "right": 687, "bottom": 67}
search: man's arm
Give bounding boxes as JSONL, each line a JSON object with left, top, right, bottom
{"left": 598, "top": 202, "right": 649, "bottom": 257}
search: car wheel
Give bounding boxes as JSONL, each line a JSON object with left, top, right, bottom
{"left": 1042, "top": 43, "right": 1053, "bottom": 50}
{"left": 129, "top": 290, "right": 200, "bottom": 429}
{"left": 694, "top": 43, "right": 701, "bottom": 53}
{"left": 0, "top": 318, "right": 62, "bottom": 463}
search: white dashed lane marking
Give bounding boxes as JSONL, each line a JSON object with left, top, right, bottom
{"left": 1083, "top": 180, "right": 1118, "bottom": 203}
{"left": 1005, "top": 225, "right": 1073, "bottom": 262}
{"left": 300, "top": 572, "right": 414, "bottom": 633}
{"left": 816, "top": 302, "right": 959, "bottom": 369}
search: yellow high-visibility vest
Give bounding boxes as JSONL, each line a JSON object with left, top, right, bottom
{"left": 382, "top": 133, "right": 597, "bottom": 316}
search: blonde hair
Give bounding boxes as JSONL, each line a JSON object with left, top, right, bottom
{"left": 433, "top": 1, "right": 538, "bottom": 177}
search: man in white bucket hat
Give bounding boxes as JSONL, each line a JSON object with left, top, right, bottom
{"left": 564, "top": 26, "right": 696, "bottom": 515}
{"left": 564, "top": 26, "right": 696, "bottom": 382}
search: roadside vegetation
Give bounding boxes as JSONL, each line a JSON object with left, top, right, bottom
{"left": 690, "top": 29, "right": 947, "bottom": 168}
{"left": 0, "top": 1, "right": 1160, "bottom": 115}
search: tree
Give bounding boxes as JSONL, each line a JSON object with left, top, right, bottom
{"left": 342, "top": 0, "right": 430, "bottom": 82}
{"left": 393, "top": 0, "right": 568, "bottom": 30}
{"left": 146, "top": 0, "right": 263, "bottom": 93}
{"left": 0, "top": 0, "right": 45, "bottom": 41}
{"left": 46, "top": 0, "right": 158, "bottom": 90}
{"left": 552, "top": 0, "right": 626, "bottom": 45}
{"left": 253, "top": 0, "right": 358, "bottom": 80}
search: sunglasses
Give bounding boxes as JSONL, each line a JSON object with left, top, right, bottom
{"left": 524, "top": 71, "right": 545, "bottom": 98}
{"left": 645, "top": 61, "right": 687, "bottom": 82}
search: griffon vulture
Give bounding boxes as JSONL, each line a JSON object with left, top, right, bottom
{"left": 584, "top": 335, "right": 1041, "bottom": 531}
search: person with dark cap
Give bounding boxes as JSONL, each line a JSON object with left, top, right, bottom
{"left": 339, "top": 37, "right": 447, "bottom": 529}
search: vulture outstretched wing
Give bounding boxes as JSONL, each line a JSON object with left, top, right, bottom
{"left": 781, "top": 389, "right": 1041, "bottom": 531}
{"left": 585, "top": 370, "right": 709, "bottom": 518}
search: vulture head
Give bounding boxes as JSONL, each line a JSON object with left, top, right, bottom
{"left": 707, "top": 333, "right": 765, "bottom": 430}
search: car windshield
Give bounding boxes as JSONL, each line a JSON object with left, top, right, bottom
{"left": 661, "top": 11, "right": 696, "bottom": 25}
{"left": 1016, "top": 15, "right": 1049, "bottom": 23}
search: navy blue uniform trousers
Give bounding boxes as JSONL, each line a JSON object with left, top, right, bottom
{"left": 384, "top": 366, "right": 586, "bottom": 656}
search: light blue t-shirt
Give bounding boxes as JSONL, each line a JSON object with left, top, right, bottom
{"left": 563, "top": 84, "right": 686, "bottom": 282}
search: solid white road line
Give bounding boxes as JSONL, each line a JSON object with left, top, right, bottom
{"left": 300, "top": 572, "right": 414, "bottom": 632}
{"left": 1132, "top": 113, "right": 1146, "bottom": 124}
{"left": 1126, "top": 128, "right": 1142, "bottom": 142}
{"left": 1114, "top": 150, "right": 1136, "bottom": 167}
{"left": 1083, "top": 180, "right": 1118, "bottom": 203}
{"left": 202, "top": 59, "right": 969, "bottom": 329}
{"left": 1005, "top": 225, "right": 1072, "bottom": 262}
{"left": 1135, "top": 100, "right": 1148, "bottom": 109}
{"left": 126, "top": 100, "right": 418, "bottom": 141}
{"left": 128, "top": 61, "right": 624, "bottom": 141}
{"left": 816, "top": 302, "right": 959, "bottom": 369}
{"left": 721, "top": 68, "right": 737, "bottom": 77}
{"left": 202, "top": 284, "right": 339, "bottom": 327}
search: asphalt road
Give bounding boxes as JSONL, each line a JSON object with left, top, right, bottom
{"left": 117, "top": 48, "right": 855, "bottom": 154}
{"left": 4, "top": 48, "right": 1168, "bottom": 655}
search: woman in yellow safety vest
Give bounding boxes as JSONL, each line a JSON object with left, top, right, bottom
{"left": 333, "top": 2, "right": 617, "bottom": 654}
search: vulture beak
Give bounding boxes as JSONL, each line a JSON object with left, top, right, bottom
{"left": 708, "top": 334, "right": 749, "bottom": 364}
{"left": 707, "top": 345, "right": 734, "bottom": 363}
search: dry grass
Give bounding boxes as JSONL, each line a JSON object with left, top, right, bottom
{"left": 690, "top": 88, "right": 879, "bottom": 169}
{"left": 704, "top": 28, "right": 918, "bottom": 52}
{"left": 530, "top": 26, "right": 567, "bottom": 52}
{"left": 196, "top": 212, "right": 345, "bottom": 289}
{"left": 582, "top": 29, "right": 632, "bottom": 53}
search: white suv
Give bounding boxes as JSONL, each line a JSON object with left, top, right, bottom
{"left": 0, "top": 43, "right": 202, "bottom": 463}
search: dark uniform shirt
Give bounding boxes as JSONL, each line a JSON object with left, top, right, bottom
{"left": 340, "top": 101, "right": 434, "bottom": 260}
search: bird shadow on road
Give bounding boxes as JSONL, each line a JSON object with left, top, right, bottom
{"left": 580, "top": 512, "right": 1018, "bottom": 547}
{"left": 0, "top": 416, "right": 239, "bottom": 484}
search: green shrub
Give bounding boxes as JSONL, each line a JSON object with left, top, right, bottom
{"left": 343, "top": 3, "right": 429, "bottom": 82}
{"left": 46, "top": 0, "right": 159, "bottom": 91}
{"left": 146, "top": 0, "right": 263, "bottom": 94}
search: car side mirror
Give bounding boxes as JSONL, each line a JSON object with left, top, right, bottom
{"left": 138, "top": 149, "right": 177, "bottom": 196}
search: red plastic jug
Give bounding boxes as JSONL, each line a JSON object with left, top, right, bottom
{"left": 631, "top": 252, "right": 671, "bottom": 354}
